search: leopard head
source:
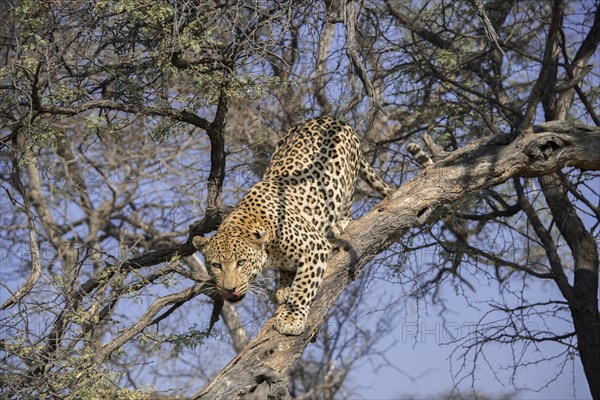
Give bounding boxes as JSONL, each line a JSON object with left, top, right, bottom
{"left": 192, "top": 229, "right": 268, "bottom": 303}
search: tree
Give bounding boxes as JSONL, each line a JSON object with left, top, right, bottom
{"left": 1, "top": 0, "right": 598, "bottom": 398}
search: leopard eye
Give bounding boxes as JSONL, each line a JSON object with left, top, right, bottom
{"left": 237, "top": 259, "right": 247, "bottom": 268}
{"left": 210, "top": 262, "right": 222, "bottom": 270}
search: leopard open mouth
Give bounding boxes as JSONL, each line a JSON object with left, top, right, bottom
{"left": 222, "top": 292, "right": 245, "bottom": 303}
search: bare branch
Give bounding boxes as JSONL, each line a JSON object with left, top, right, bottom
{"left": 519, "top": 0, "right": 563, "bottom": 130}
{"left": 0, "top": 185, "right": 41, "bottom": 310}
{"left": 98, "top": 282, "right": 212, "bottom": 363}
{"left": 344, "top": 1, "right": 383, "bottom": 116}
{"left": 469, "top": 0, "right": 505, "bottom": 55}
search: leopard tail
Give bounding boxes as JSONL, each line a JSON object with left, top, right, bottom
{"left": 358, "top": 155, "right": 395, "bottom": 197}
{"left": 407, "top": 143, "right": 434, "bottom": 167}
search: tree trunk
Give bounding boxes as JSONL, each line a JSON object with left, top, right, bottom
{"left": 571, "top": 269, "right": 600, "bottom": 399}
{"left": 539, "top": 173, "right": 600, "bottom": 399}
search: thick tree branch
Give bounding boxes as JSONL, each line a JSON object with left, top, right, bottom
{"left": 556, "top": 3, "right": 600, "bottom": 120}
{"left": 205, "top": 90, "right": 230, "bottom": 212}
{"left": 514, "top": 177, "right": 573, "bottom": 300}
{"left": 520, "top": 0, "right": 563, "bottom": 130}
{"left": 0, "top": 178, "right": 41, "bottom": 310}
{"left": 192, "top": 122, "right": 600, "bottom": 399}
{"left": 31, "top": 100, "right": 212, "bottom": 131}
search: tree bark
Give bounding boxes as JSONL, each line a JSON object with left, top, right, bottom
{"left": 571, "top": 268, "right": 600, "bottom": 399}
{"left": 538, "top": 173, "right": 600, "bottom": 398}
{"left": 192, "top": 123, "right": 600, "bottom": 399}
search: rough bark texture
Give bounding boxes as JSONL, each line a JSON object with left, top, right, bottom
{"left": 192, "top": 123, "right": 600, "bottom": 399}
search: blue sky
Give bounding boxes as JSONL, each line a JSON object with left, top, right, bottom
{"left": 349, "top": 272, "right": 590, "bottom": 399}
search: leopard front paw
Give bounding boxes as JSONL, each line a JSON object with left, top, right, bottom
{"left": 274, "top": 286, "right": 291, "bottom": 305}
{"left": 330, "top": 218, "right": 351, "bottom": 238}
{"left": 274, "top": 306, "right": 306, "bottom": 336}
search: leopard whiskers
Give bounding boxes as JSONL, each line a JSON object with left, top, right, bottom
{"left": 247, "top": 279, "right": 274, "bottom": 302}
{"left": 199, "top": 282, "right": 220, "bottom": 298}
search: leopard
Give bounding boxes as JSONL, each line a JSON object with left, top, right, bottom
{"left": 192, "top": 116, "right": 431, "bottom": 335}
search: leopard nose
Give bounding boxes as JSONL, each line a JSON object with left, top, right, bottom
{"left": 223, "top": 286, "right": 237, "bottom": 293}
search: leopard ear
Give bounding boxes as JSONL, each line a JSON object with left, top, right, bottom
{"left": 251, "top": 230, "right": 268, "bottom": 244}
{"left": 192, "top": 236, "right": 210, "bottom": 251}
